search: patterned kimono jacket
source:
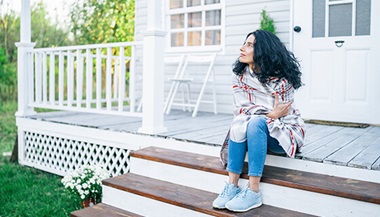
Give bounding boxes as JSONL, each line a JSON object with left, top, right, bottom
{"left": 221, "top": 67, "right": 305, "bottom": 165}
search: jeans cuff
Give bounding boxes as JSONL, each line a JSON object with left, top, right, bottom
{"left": 248, "top": 172, "right": 262, "bottom": 177}
{"left": 227, "top": 167, "right": 242, "bottom": 175}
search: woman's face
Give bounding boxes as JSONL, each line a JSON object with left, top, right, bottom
{"left": 239, "top": 34, "right": 255, "bottom": 69}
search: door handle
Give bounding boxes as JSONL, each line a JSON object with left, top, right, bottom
{"left": 293, "top": 26, "right": 301, "bottom": 33}
{"left": 335, "top": 40, "right": 345, "bottom": 47}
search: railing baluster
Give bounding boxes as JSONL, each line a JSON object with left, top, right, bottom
{"left": 129, "top": 45, "right": 136, "bottom": 113}
{"left": 29, "top": 52, "right": 35, "bottom": 104}
{"left": 113, "top": 56, "right": 118, "bottom": 100}
{"left": 67, "top": 50, "right": 74, "bottom": 107}
{"left": 42, "top": 52, "right": 47, "bottom": 103}
{"left": 118, "top": 47, "right": 125, "bottom": 112}
{"left": 86, "top": 49, "right": 93, "bottom": 109}
{"left": 49, "top": 52, "right": 55, "bottom": 104}
{"left": 106, "top": 47, "right": 112, "bottom": 111}
{"left": 58, "top": 51, "right": 64, "bottom": 106}
{"left": 77, "top": 49, "right": 84, "bottom": 108}
{"left": 96, "top": 48, "right": 102, "bottom": 109}
{"left": 35, "top": 52, "right": 42, "bottom": 103}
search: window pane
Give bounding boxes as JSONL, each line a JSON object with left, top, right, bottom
{"left": 329, "top": 3, "right": 352, "bottom": 37}
{"left": 171, "top": 33, "right": 184, "bottom": 47}
{"left": 187, "top": 0, "right": 201, "bottom": 7}
{"left": 205, "top": 30, "right": 221, "bottom": 45}
{"left": 188, "top": 12, "right": 202, "bottom": 27}
{"left": 206, "top": 10, "right": 221, "bottom": 26}
{"left": 171, "top": 14, "right": 184, "bottom": 29}
{"left": 356, "top": 0, "right": 371, "bottom": 36}
{"left": 170, "top": 0, "right": 183, "bottom": 9}
{"left": 205, "top": 0, "right": 220, "bottom": 4}
{"left": 188, "top": 31, "right": 202, "bottom": 46}
{"left": 312, "top": 0, "right": 325, "bottom": 38}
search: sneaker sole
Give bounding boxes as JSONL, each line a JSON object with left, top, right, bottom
{"left": 225, "top": 202, "right": 263, "bottom": 212}
{"left": 212, "top": 204, "right": 226, "bottom": 209}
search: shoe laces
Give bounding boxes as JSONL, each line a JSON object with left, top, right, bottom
{"left": 221, "top": 182, "right": 234, "bottom": 196}
{"left": 236, "top": 187, "right": 250, "bottom": 199}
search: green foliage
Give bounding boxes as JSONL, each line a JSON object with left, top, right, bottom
{"left": 0, "top": 101, "right": 80, "bottom": 217}
{"left": 0, "top": 160, "right": 81, "bottom": 217}
{"left": 69, "top": 0, "right": 135, "bottom": 46}
{"left": 260, "top": 9, "right": 276, "bottom": 35}
{"left": 31, "top": 1, "right": 72, "bottom": 48}
{"left": 0, "top": 48, "right": 17, "bottom": 101}
{"left": 0, "top": 100, "right": 17, "bottom": 154}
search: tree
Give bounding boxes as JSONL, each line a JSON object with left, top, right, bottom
{"left": 69, "top": 0, "right": 135, "bottom": 45}
{"left": 260, "top": 9, "right": 276, "bottom": 35}
{"left": 0, "top": 0, "right": 20, "bottom": 63}
{"left": 31, "top": 1, "right": 72, "bottom": 48}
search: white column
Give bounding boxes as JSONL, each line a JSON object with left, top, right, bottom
{"left": 16, "top": 0, "right": 36, "bottom": 117}
{"left": 138, "top": 0, "right": 167, "bottom": 134}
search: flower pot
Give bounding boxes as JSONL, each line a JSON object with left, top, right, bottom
{"left": 81, "top": 197, "right": 96, "bottom": 208}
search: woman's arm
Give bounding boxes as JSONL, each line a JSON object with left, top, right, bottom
{"left": 266, "top": 93, "right": 292, "bottom": 119}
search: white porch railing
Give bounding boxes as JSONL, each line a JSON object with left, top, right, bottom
{"left": 26, "top": 42, "right": 143, "bottom": 117}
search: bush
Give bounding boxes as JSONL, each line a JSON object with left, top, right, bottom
{"left": 0, "top": 48, "right": 17, "bottom": 101}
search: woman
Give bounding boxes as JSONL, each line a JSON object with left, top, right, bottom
{"left": 213, "top": 30, "right": 305, "bottom": 212}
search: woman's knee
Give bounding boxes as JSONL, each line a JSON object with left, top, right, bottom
{"left": 247, "top": 116, "right": 267, "bottom": 132}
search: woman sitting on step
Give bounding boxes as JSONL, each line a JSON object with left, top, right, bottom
{"left": 213, "top": 29, "right": 305, "bottom": 212}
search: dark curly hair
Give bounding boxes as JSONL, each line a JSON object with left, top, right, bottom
{"left": 232, "top": 30, "right": 303, "bottom": 89}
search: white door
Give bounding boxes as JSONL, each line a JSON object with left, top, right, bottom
{"left": 293, "top": 0, "right": 380, "bottom": 124}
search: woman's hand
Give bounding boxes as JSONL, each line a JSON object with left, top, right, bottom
{"left": 266, "top": 93, "right": 292, "bottom": 119}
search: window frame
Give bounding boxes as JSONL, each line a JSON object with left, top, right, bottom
{"left": 165, "top": 0, "right": 225, "bottom": 53}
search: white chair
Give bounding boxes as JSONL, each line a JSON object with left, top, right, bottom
{"left": 165, "top": 53, "right": 218, "bottom": 117}
{"left": 137, "top": 55, "right": 185, "bottom": 112}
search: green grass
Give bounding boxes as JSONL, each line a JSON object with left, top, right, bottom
{"left": 0, "top": 101, "right": 81, "bottom": 217}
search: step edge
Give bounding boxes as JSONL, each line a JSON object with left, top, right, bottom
{"left": 131, "top": 147, "right": 380, "bottom": 205}
{"left": 103, "top": 173, "right": 313, "bottom": 217}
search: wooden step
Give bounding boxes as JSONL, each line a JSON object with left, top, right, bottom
{"left": 103, "top": 173, "right": 314, "bottom": 217}
{"left": 131, "top": 146, "right": 380, "bottom": 205}
{"left": 70, "top": 203, "right": 143, "bottom": 217}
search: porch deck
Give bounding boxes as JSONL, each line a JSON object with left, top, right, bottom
{"left": 27, "top": 109, "right": 380, "bottom": 171}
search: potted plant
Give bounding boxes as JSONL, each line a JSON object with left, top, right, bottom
{"left": 61, "top": 165, "right": 110, "bottom": 208}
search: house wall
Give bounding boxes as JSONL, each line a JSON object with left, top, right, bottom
{"left": 134, "top": 0, "right": 291, "bottom": 114}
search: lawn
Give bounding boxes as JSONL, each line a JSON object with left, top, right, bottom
{"left": 0, "top": 101, "right": 81, "bottom": 217}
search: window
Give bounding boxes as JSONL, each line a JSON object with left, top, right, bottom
{"left": 312, "top": 0, "right": 371, "bottom": 38}
{"left": 167, "top": 0, "right": 223, "bottom": 50}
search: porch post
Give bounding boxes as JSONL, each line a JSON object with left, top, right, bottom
{"left": 138, "top": 0, "right": 167, "bottom": 134}
{"left": 15, "top": 0, "right": 36, "bottom": 117}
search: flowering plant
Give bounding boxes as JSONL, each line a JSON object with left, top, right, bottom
{"left": 61, "top": 165, "right": 110, "bottom": 203}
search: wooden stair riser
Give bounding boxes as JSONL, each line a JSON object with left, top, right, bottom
{"left": 102, "top": 185, "right": 212, "bottom": 217}
{"left": 130, "top": 157, "right": 380, "bottom": 217}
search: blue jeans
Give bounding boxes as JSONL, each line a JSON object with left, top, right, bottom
{"left": 227, "top": 116, "right": 285, "bottom": 177}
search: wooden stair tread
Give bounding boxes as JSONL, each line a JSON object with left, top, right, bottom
{"left": 131, "top": 146, "right": 380, "bottom": 205}
{"left": 70, "top": 203, "right": 143, "bottom": 217}
{"left": 103, "top": 173, "right": 313, "bottom": 217}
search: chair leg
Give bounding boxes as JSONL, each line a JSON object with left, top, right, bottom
{"left": 212, "top": 70, "right": 218, "bottom": 114}
{"left": 166, "top": 81, "right": 181, "bottom": 115}
{"left": 186, "top": 82, "right": 192, "bottom": 112}
{"left": 164, "top": 81, "right": 176, "bottom": 113}
{"left": 137, "top": 97, "right": 143, "bottom": 112}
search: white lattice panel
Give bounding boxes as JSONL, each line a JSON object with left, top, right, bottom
{"left": 23, "top": 131, "right": 130, "bottom": 177}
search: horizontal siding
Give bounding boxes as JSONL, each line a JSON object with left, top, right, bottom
{"left": 134, "top": 0, "right": 291, "bottom": 114}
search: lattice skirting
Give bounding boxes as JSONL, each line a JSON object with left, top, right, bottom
{"left": 21, "top": 130, "right": 131, "bottom": 177}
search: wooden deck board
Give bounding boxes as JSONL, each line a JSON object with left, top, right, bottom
{"left": 348, "top": 137, "right": 380, "bottom": 169}
{"left": 28, "top": 110, "right": 380, "bottom": 170}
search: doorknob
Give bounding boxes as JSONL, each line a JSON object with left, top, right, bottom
{"left": 293, "top": 26, "right": 301, "bottom": 33}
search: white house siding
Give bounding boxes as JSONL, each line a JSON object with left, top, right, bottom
{"left": 134, "top": 0, "right": 291, "bottom": 114}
